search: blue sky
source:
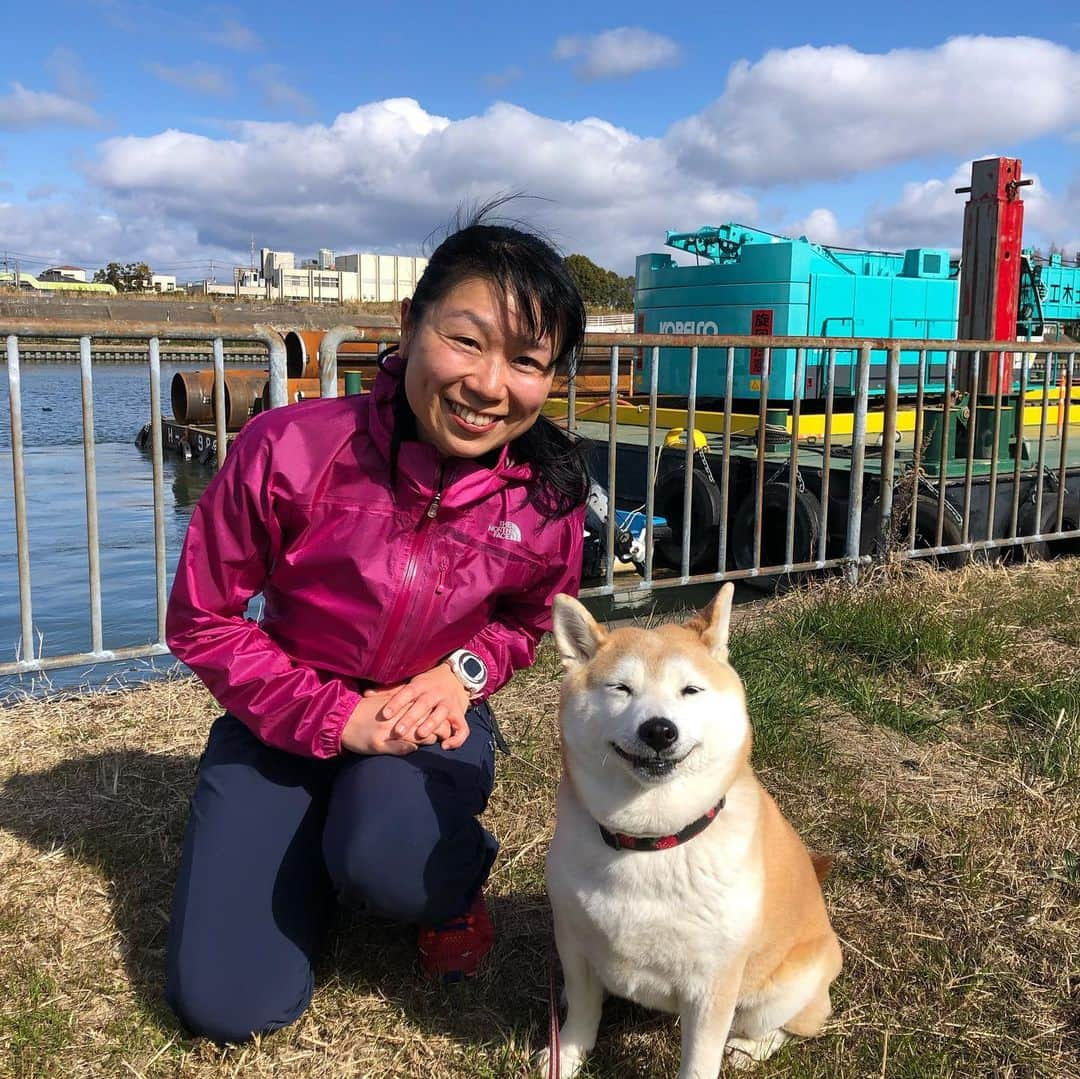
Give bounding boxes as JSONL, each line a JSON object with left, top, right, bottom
{"left": 1, "top": 1, "right": 1077, "bottom": 281}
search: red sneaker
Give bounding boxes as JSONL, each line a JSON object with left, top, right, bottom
{"left": 417, "top": 891, "right": 494, "bottom": 982}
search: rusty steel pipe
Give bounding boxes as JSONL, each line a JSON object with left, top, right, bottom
{"left": 260, "top": 377, "right": 347, "bottom": 411}
{"left": 221, "top": 371, "right": 271, "bottom": 430}
{"left": 284, "top": 329, "right": 381, "bottom": 378}
{"left": 171, "top": 368, "right": 255, "bottom": 425}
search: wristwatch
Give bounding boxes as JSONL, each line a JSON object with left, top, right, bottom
{"left": 445, "top": 649, "right": 488, "bottom": 695}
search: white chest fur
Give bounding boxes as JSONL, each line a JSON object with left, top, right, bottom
{"left": 546, "top": 781, "right": 763, "bottom": 1012}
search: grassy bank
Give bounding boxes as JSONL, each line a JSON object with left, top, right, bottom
{"left": 1, "top": 561, "right": 1077, "bottom": 1077}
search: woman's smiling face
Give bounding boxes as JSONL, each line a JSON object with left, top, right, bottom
{"left": 401, "top": 276, "right": 557, "bottom": 459}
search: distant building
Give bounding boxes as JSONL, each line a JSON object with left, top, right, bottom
{"left": 40, "top": 265, "right": 87, "bottom": 283}
{"left": 149, "top": 273, "right": 177, "bottom": 293}
{"left": 260, "top": 248, "right": 295, "bottom": 276}
{"left": 334, "top": 252, "right": 428, "bottom": 302}
{"left": 255, "top": 247, "right": 427, "bottom": 303}
{"left": 185, "top": 266, "right": 266, "bottom": 298}
{"left": 187, "top": 279, "right": 264, "bottom": 298}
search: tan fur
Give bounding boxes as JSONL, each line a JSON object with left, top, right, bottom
{"left": 542, "top": 585, "right": 842, "bottom": 1078}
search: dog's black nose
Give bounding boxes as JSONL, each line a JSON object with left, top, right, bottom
{"left": 637, "top": 717, "right": 679, "bottom": 752}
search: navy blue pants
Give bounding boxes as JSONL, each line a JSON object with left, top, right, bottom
{"left": 165, "top": 706, "right": 499, "bottom": 1044}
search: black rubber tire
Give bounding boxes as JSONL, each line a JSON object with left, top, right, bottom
{"left": 730, "top": 483, "right": 822, "bottom": 590}
{"left": 1017, "top": 488, "right": 1080, "bottom": 560}
{"left": 901, "top": 494, "right": 967, "bottom": 568}
{"left": 653, "top": 466, "right": 724, "bottom": 574}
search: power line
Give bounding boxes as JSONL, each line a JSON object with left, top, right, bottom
{"left": 0, "top": 247, "right": 254, "bottom": 282}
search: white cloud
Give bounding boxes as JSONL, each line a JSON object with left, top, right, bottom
{"left": 553, "top": 27, "right": 680, "bottom": 81}
{"left": 784, "top": 208, "right": 859, "bottom": 247}
{"left": 147, "top": 62, "right": 231, "bottom": 97}
{"left": 483, "top": 66, "right": 523, "bottom": 92}
{"left": 819, "top": 159, "right": 1080, "bottom": 258}
{"left": 91, "top": 1, "right": 261, "bottom": 51}
{"left": 203, "top": 16, "right": 261, "bottom": 51}
{"left": 81, "top": 98, "right": 754, "bottom": 271}
{"left": 669, "top": 36, "right": 1080, "bottom": 186}
{"left": 27, "top": 184, "right": 62, "bottom": 201}
{"left": 1023, "top": 172, "right": 1080, "bottom": 256}
{"left": 0, "top": 82, "right": 100, "bottom": 131}
{"left": 251, "top": 66, "right": 314, "bottom": 114}
{"left": 10, "top": 34, "right": 1079, "bottom": 275}
{"left": 860, "top": 163, "right": 975, "bottom": 251}
{"left": 0, "top": 198, "right": 237, "bottom": 276}
{"left": 44, "top": 47, "right": 95, "bottom": 102}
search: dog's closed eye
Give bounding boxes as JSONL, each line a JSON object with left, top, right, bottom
{"left": 682, "top": 685, "right": 704, "bottom": 696}
{"left": 607, "top": 682, "right": 633, "bottom": 695}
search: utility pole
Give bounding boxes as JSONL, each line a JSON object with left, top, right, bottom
{"left": 209, "top": 258, "right": 216, "bottom": 284}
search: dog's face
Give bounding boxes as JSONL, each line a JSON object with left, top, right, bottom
{"left": 552, "top": 585, "right": 750, "bottom": 804}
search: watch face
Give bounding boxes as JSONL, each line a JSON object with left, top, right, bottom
{"left": 461, "top": 655, "right": 486, "bottom": 681}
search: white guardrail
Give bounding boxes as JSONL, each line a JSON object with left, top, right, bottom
{"left": 2, "top": 320, "right": 1078, "bottom": 677}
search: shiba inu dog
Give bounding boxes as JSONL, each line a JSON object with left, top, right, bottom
{"left": 542, "top": 584, "right": 841, "bottom": 1078}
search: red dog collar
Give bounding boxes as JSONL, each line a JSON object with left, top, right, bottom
{"left": 598, "top": 797, "right": 726, "bottom": 852}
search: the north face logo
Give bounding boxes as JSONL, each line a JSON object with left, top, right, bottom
{"left": 489, "top": 521, "right": 522, "bottom": 542}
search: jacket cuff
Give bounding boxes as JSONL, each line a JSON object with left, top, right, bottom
{"left": 314, "top": 688, "right": 361, "bottom": 758}
{"left": 460, "top": 636, "right": 498, "bottom": 700}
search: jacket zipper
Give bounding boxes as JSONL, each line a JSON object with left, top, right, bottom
{"left": 370, "top": 463, "right": 445, "bottom": 681}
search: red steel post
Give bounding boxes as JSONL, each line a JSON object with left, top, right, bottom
{"left": 956, "top": 157, "right": 1026, "bottom": 395}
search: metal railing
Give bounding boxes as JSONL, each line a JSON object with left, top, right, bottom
{"left": 318, "top": 327, "right": 1080, "bottom": 600}
{"left": 1, "top": 319, "right": 286, "bottom": 677}
{"left": 2, "top": 321, "right": 1078, "bottom": 677}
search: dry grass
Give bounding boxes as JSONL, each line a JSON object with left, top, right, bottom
{"left": 1, "top": 562, "right": 1078, "bottom": 1078}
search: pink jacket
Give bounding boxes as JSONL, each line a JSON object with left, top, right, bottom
{"left": 166, "top": 355, "right": 585, "bottom": 759}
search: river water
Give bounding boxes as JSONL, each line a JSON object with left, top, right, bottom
{"left": 0, "top": 362, "right": 227, "bottom": 696}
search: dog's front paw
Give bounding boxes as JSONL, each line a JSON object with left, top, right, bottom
{"left": 534, "top": 1043, "right": 587, "bottom": 1078}
{"left": 533, "top": 1046, "right": 553, "bottom": 1077}
{"left": 723, "top": 1039, "right": 760, "bottom": 1070}
{"left": 724, "top": 1031, "right": 790, "bottom": 1070}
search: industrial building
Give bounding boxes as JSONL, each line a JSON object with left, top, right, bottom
{"left": 40, "top": 265, "right": 88, "bottom": 283}
{"left": 256, "top": 247, "right": 428, "bottom": 303}
{"left": 183, "top": 246, "right": 428, "bottom": 303}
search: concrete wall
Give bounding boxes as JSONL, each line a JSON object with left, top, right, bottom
{"left": 333, "top": 253, "right": 428, "bottom": 301}
{"left": 0, "top": 291, "right": 399, "bottom": 330}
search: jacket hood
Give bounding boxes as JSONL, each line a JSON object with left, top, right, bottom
{"left": 369, "top": 351, "right": 535, "bottom": 510}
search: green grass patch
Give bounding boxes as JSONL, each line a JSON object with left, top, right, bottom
{"left": 0, "top": 968, "right": 72, "bottom": 1077}
{"left": 774, "top": 583, "right": 1008, "bottom": 674}
{"left": 1001, "top": 679, "right": 1080, "bottom": 782}
{"left": 729, "top": 624, "right": 831, "bottom": 770}
{"left": 811, "top": 658, "right": 942, "bottom": 737}
{"left": 968, "top": 564, "right": 1080, "bottom": 647}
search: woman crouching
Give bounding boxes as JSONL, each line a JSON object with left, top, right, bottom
{"left": 164, "top": 204, "right": 588, "bottom": 1044}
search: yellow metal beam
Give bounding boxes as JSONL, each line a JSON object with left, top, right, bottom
{"left": 545, "top": 390, "right": 1080, "bottom": 439}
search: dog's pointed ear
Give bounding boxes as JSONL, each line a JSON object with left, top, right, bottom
{"left": 552, "top": 594, "right": 607, "bottom": 670}
{"left": 688, "top": 582, "right": 734, "bottom": 662}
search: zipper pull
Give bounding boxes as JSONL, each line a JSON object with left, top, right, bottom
{"left": 426, "top": 463, "right": 445, "bottom": 518}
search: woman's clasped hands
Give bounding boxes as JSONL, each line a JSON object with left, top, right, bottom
{"left": 342, "top": 662, "right": 472, "bottom": 755}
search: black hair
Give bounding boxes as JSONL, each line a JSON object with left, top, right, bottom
{"left": 382, "top": 197, "right": 591, "bottom": 519}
